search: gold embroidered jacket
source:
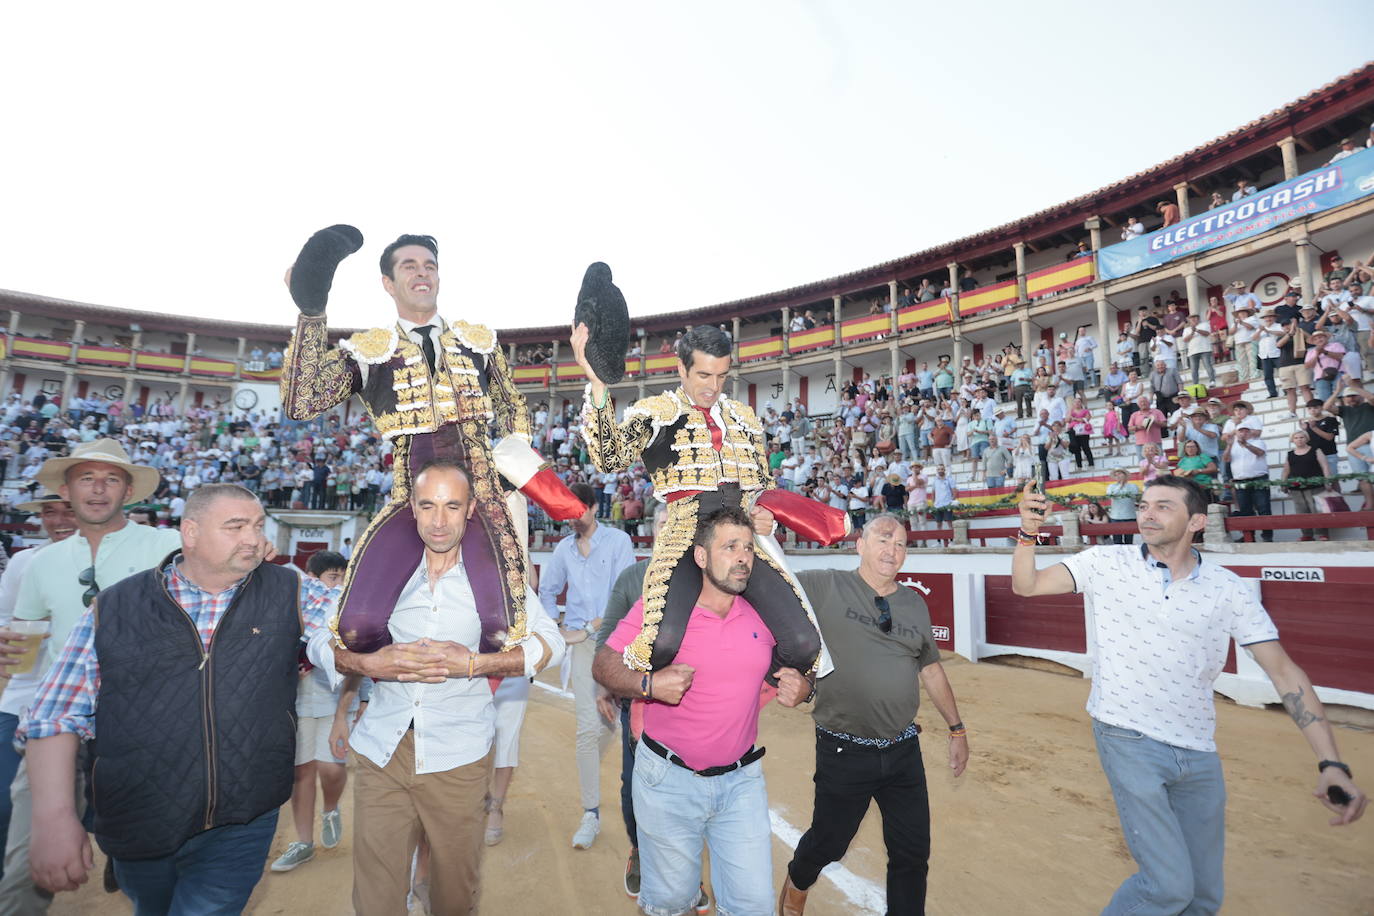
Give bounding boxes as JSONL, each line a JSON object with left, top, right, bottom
{"left": 581, "top": 385, "right": 772, "bottom": 498}
{"left": 281, "top": 313, "right": 531, "bottom": 444}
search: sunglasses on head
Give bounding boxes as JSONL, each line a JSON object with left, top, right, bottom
{"left": 874, "top": 595, "right": 892, "bottom": 633}
{"left": 79, "top": 566, "right": 100, "bottom": 609}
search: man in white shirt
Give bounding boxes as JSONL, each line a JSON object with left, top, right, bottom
{"left": 1230, "top": 302, "right": 1260, "bottom": 381}
{"left": 309, "top": 459, "right": 563, "bottom": 914}
{"left": 1121, "top": 216, "right": 1145, "bottom": 241}
{"left": 1224, "top": 424, "right": 1273, "bottom": 543}
{"left": 1181, "top": 314, "right": 1216, "bottom": 387}
{"left": 1340, "top": 279, "right": 1374, "bottom": 373}
{"left": 1014, "top": 477, "right": 1364, "bottom": 915}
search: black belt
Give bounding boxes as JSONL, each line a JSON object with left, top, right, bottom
{"left": 642, "top": 734, "right": 765, "bottom": 777}
{"left": 1233, "top": 475, "right": 1269, "bottom": 482}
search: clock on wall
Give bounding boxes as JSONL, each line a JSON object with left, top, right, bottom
{"left": 233, "top": 389, "right": 258, "bottom": 410}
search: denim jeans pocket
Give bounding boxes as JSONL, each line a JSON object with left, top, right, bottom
{"left": 635, "top": 746, "right": 672, "bottom": 789}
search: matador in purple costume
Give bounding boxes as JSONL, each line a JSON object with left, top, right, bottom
{"left": 281, "top": 226, "right": 581, "bottom": 653}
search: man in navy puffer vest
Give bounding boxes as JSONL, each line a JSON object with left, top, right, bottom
{"left": 22, "top": 483, "right": 337, "bottom": 914}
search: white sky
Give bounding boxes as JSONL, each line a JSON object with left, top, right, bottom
{"left": 2, "top": 2, "right": 1370, "bottom": 333}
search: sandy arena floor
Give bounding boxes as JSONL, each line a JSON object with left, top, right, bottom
{"left": 51, "top": 655, "right": 1373, "bottom": 915}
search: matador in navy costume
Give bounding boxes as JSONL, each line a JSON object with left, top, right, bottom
{"left": 282, "top": 226, "right": 581, "bottom": 653}
{"left": 570, "top": 271, "right": 851, "bottom": 675}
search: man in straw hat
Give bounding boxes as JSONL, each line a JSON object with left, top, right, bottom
{"left": 0, "top": 440, "right": 178, "bottom": 911}
{"left": 0, "top": 493, "right": 77, "bottom": 882}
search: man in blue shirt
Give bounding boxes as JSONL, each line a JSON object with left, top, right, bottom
{"left": 538, "top": 483, "right": 636, "bottom": 850}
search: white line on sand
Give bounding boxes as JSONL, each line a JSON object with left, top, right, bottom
{"left": 531, "top": 678, "right": 885, "bottom": 914}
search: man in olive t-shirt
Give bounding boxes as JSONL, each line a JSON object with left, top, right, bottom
{"left": 780, "top": 514, "right": 968, "bottom": 916}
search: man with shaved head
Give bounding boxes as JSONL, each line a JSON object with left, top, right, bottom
{"left": 780, "top": 514, "right": 969, "bottom": 916}
{"left": 22, "top": 484, "right": 338, "bottom": 912}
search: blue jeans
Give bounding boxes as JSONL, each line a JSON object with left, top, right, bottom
{"left": 985, "top": 475, "right": 1005, "bottom": 489}
{"left": 1093, "top": 721, "right": 1226, "bottom": 916}
{"left": 0, "top": 713, "right": 18, "bottom": 880}
{"left": 632, "top": 740, "right": 772, "bottom": 916}
{"left": 113, "top": 809, "right": 278, "bottom": 916}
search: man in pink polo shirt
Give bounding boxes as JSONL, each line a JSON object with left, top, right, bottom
{"left": 594, "top": 506, "right": 811, "bottom": 916}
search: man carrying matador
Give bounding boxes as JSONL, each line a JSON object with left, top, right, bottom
{"left": 281, "top": 225, "right": 582, "bottom": 654}
{"left": 570, "top": 264, "right": 851, "bottom": 676}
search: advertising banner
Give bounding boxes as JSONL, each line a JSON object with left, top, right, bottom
{"left": 1098, "top": 146, "right": 1374, "bottom": 281}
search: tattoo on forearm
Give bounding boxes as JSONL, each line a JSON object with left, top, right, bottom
{"left": 1281, "top": 686, "right": 1323, "bottom": 729}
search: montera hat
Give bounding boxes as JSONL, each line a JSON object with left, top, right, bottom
{"left": 573, "top": 262, "right": 630, "bottom": 385}
{"left": 37, "top": 439, "right": 160, "bottom": 505}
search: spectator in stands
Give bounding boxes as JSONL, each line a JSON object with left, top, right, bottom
{"left": 1102, "top": 362, "right": 1127, "bottom": 402}
{"left": 1072, "top": 241, "right": 1092, "bottom": 260}
{"left": 983, "top": 435, "right": 1012, "bottom": 490}
{"left": 905, "top": 465, "right": 927, "bottom": 530}
{"left": 1139, "top": 443, "right": 1170, "bottom": 483}
{"left": 1304, "top": 328, "right": 1346, "bottom": 402}
{"left": 1156, "top": 199, "right": 1180, "bottom": 227}
{"left": 1128, "top": 394, "right": 1165, "bottom": 460}
{"left": 1105, "top": 469, "right": 1140, "bottom": 544}
{"left": 1134, "top": 305, "right": 1162, "bottom": 370}
{"left": 1031, "top": 410, "right": 1054, "bottom": 480}
{"left": 1009, "top": 361, "right": 1034, "bottom": 419}
{"left": 1208, "top": 191, "right": 1226, "bottom": 210}
{"left": 1121, "top": 216, "right": 1145, "bottom": 241}
{"left": 1232, "top": 299, "right": 1260, "bottom": 382}
{"left": 1328, "top": 138, "right": 1359, "bottom": 165}
{"left": 1225, "top": 424, "right": 1273, "bottom": 542}
{"left": 1206, "top": 296, "right": 1231, "bottom": 361}
{"left": 1150, "top": 328, "right": 1178, "bottom": 369}
{"left": 1326, "top": 378, "right": 1374, "bottom": 509}
{"left": 1182, "top": 313, "right": 1217, "bottom": 387}
{"left": 930, "top": 465, "right": 958, "bottom": 526}
{"left": 1011, "top": 435, "right": 1036, "bottom": 484}
{"left": 1045, "top": 424, "right": 1073, "bottom": 481}
{"left": 916, "top": 279, "right": 936, "bottom": 302}
{"left": 1282, "top": 431, "right": 1332, "bottom": 541}
{"left": 929, "top": 417, "right": 953, "bottom": 469}
{"left": 1067, "top": 396, "right": 1094, "bottom": 470}
{"left": 1174, "top": 439, "right": 1217, "bottom": 497}
{"left": 1231, "top": 178, "right": 1258, "bottom": 201}
{"left": 1150, "top": 360, "right": 1183, "bottom": 421}
{"left": 1074, "top": 326, "right": 1098, "bottom": 387}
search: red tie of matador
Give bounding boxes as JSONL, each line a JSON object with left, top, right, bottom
{"left": 694, "top": 405, "right": 723, "bottom": 451}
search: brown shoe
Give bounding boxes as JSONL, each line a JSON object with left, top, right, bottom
{"left": 778, "top": 875, "right": 807, "bottom": 916}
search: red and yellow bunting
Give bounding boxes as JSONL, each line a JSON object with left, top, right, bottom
{"left": 956, "top": 281, "right": 1017, "bottom": 317}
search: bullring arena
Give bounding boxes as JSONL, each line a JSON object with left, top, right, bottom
{"left": 8, "top": 64, "right": 1374, "bottom": 916}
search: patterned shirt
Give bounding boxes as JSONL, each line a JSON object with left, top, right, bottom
{"left": 1060, "top": 545, "right": 1278, "bottom": 752}
{"left": 20, "top": 560, "right": 334, "bottom": 743}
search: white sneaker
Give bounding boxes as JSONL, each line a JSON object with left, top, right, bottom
{"left": 571, "top": 810, "right": 600, "bottom": 849}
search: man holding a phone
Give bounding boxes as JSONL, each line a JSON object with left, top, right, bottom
{"left": 1012, "top": 475, "right": 1365, "bottom": 914}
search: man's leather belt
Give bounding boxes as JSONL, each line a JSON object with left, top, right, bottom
{"left": 642, "top": 734, "right": 765, "bottom": 777}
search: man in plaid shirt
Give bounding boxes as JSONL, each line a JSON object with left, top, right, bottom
{"left": 19, "top": 484, "right": 355, "bottom": 913}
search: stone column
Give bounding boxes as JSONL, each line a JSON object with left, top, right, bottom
{"left": 7, "top": 311, "right": 19, "bottom": 335}
{"left": 888, "top": 279, "right": 900, "bottom": 335}
{"left": 1084, "top": 216, "right": 1102, "bottom": 254}
{"left": 184, "top": 332, "right": 197, "bottom": 373}
{"left": 781, "top": 361, "right": 791, "bottom": 409}
{"left": 781, "top": 306, "right": 791, "bottom": 356}
{"left": 178, "top": 379, "right": 190, "bottom": 414}
{"left": 1095, "top": 297, "right": 1112, "bottom": 374}
{"left": 889, "top": 340, "right": 900, "bottom": 384}
{"left": 549, "top": 339, "right": 560, "bottom": 403}
{"left": 61, "top": 368, "right": 74, "bottom": 405}
{"left": 1173, "top": 181, "right": 1191, "bottom": 219}
{"left": 129, "top": 330, "right": 142, "bottom": 370}
{"left": 951, "top": 330, "right": 964, "bottom": 369}
{"left": 731, "top": 316, "right": 742, "bottom": 364}
{"left": 69, "top": 320, "right": 86, "bottom": 363}
{"left": 1277, "top": 135, "right": 1299, "bottom": 180}
{"left": 1291, "top": 229, "right": 1319, "bottom": 302}
{"left": 832, "top": 295, "right": 843, "bottom": 346}
{"left": 1019, "top": 312, "right": 1034, "bottom": 357}
{"left": 833, "top": 352, "right": 843, "bottom": 397}
{"left": 1182, "top": 268, "right": 1204, "bottom": 319}
{"left": 236, "top": 336, "right": 247, "bottom": 379}
{"left": 1014, "top": 241, "right": 1028, "bottom": 303}
{"left": 638, "top": 328, "right": 648, "bottom": 377}
{"left": 947, "top": 263, "right": 960, "bottom": 319}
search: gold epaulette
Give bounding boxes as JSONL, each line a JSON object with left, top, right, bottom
{"left": 338, "top": 327, "right": 399, "bottom": 366}
{"left": 623, "top": 389, "right": 687, "bottom": 428}
{"left": 452, "top": 320, "right": 496, "bottom": 355}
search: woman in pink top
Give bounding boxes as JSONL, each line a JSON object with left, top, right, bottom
{"left": 1139, "top": 443, "right": 1170, "bottom": 482}
{"left": 1207, "top": 297, "right": 1230, "bottom": 360}
{"left": 1067, "top": 396, "right": 1095, "bottom": 469}
{"left": 906, "top": 465, "right": 928, "bottom": 530}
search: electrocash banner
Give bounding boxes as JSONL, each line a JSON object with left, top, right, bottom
{"left": 1098, "top": 146, "right": 1374, "bottom": 281}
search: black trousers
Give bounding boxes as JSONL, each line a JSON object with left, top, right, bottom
{"left": 788, "top": 730, "right": 930, "bottom": 915}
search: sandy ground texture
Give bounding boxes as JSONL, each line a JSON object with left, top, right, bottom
{"left": 49, "top": 655, "right": 1374, "bottom": 915}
